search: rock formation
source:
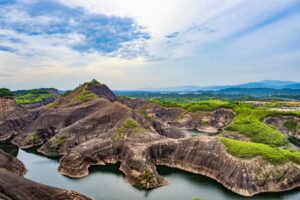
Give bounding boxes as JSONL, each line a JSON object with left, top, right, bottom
{"left": 0, "top": 149, "right": 26, "bottom": 176}
{"left": 58, "top": 133, "right": 300, "bottom": 197}
{"left": 0, "top": 97, "right": 35, "bottom": 141}
{"left": 265, "top": 115, "right": 300, "bottom": 140}
{"left": 0, "top": 149, "right": 91, "bottom": 200}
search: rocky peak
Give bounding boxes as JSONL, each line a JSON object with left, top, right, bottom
{"left": 86, "top": 79, "right": 116, "bottom": 102}
{"left": 47, "top": 80, "right": 116, "bottom": 108}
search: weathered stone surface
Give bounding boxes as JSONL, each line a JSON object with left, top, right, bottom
{"left": 0, "top": 149, "right": 26, "bottom": 176}
{"left": 120, "top": 98, "right": 235, "bottom": 136}
{"left": 0, "top": 149, "right": 91, "bottom": 200}
{"left": 57, "top": 133, "right": 300, "bottom": 197}
{"left": 0, "top": 97, "right": 34, "bottom": 141}
{"left": 87, "top": 82, "right": 116, "bottom": 102}
{"left": 0, "top": 171, "right": 91, "bottom": 200}
{"left": 265, "top": 115, "right": 300, "bottom": 140}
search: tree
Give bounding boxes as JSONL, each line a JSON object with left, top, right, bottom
{"left": 0, "top": 88, "right": 14, "bottom": 97}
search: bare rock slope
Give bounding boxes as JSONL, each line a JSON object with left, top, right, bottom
{"left": 0, "top": 97, "right": 34, "bottom": 141}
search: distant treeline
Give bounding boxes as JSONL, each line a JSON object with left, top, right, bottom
{"left": 0, "top": 88, "right": 13, "bottom": 97}
{"left": 115, "top": 87, "right": 300, "bottom": 101}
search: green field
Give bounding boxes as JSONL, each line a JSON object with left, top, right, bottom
{"left": 149, "top": 97, "right": 300, "bottom": 164}
{"left": 13, "top": 89, "right": 56, "bottom": 105}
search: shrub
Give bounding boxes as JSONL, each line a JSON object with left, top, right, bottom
{"left": 283, "top": 120, "right": 299, "bottom": 133}
{"left": 112, "top": 119, "right": 148, "bottom": 141}
{"left": 53, "top": 136, "right": 66, "bottom": 146}
{"left": 76, "top": 91, "right": 97, "bottom": 103}
{"left": 25, "top": 133, "right": 38, "bottom": 143}
{"left": 137, "top": 169, "right": 156, "bottom": 187}
{"left": 87, "top": 79, "right": 99, "bottom": 86}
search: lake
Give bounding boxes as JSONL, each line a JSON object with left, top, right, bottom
{"left": 1, "top": 142, "right": 300, "bottom": 200}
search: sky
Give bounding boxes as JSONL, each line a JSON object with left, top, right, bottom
{"left": 0, "top": 0, "right": 300, "bottom": 90}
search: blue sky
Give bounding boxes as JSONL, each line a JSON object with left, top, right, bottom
{"left": 0, "top": 0, "right": 300, "bottom": 90}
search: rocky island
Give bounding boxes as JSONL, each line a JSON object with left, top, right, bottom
{"left": 1, "top": 80, "right": 300, "bottom": 198}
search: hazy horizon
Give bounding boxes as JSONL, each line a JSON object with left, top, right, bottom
{"left": 1, "top": 0, "right": 300, "bottom": 90}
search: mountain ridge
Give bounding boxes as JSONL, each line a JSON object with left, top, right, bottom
{"left": 138, "top": 80, "right": 300, "bottom": 92}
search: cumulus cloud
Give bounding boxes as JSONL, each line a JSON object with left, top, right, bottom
{"left": 0, "top": 0, "right": 150, "bottom": 54}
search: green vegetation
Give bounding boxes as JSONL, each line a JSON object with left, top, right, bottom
{"left": 137, "top": 169, "right": 156, "bottom": 187}
{"left": 138, "top": 107, "right": 154, "bottom": 122}
{"left": 220, "top": 137, "right": 300, "bottom": 164}
{"left": 45, "top": 100, "right": 60, "bottom": 109}
{"left": 112, "top": 119, "right": 148, "bottom": 142}
{"left": 151, "top": 99, "right": 233, "bottom": 112}
{"left": 72, "top": 90, "right": 97, "bottom": 103}
{"left": 0, "top": 88, "right": 13, "bottom": 97}
{"left": 25, "top": 133, "right": 38, "bottom": 143}
{"left": 46, "top": 82, "right": 98, "bottom": 109}
{"left": 87, "top": 79, "right": 99, "bottom": 86}
{"left": 151, "top": 98, "right": 297, "bottom": 146}
{"left": 226, "top": 105, "right": 288, "bottom": 146}
{"left": 14, "top": 88, "right": 56, "bottom": 105}
{"left": 283, "top": 120, "right": 300, "bottom": 133}
{"left": 53, "top": 136, "right": 66, "bottom": 146}
{"left": 46, "top": 136, "right": 66, "bottom": 155}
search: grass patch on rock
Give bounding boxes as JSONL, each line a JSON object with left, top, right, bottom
{"left": 25, "top": 132, "right": 38, "bottom": 143}
{"left": 72, "top": 90, "right": 97, "bottom": 103}
{"left": 151, "top": 99, "right": 233, "bottom": 112}
{"left": 112, "top": 119, "right": 149, "bottom": 142}
{"left": 137, "top": 169, "right": 156, "bottom": 188}
{"left": 220, "top": 137, "right": 300, "bottom": 165}
{"left": 46, "top": 136, "right": 66, "bottom": 155}
{"left": 225, "top": 105, "right": 288, "bottom": 147}
{"left": 283, "top": 120, "right": 300, "bottom": 133}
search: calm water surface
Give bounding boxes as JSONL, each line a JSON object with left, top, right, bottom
{"left": 1, "top": 142, "right": 300, "bottom": 200}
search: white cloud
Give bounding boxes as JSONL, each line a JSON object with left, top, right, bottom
{"left": 1, "top": 0, "right": 299, "bottom": 89}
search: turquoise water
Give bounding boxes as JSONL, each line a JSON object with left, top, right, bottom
{"left": 1, "top": 142, "right": 300, "bottom": 200}
{"left": 182, "top": 129, "right": 219, "bottom": 136}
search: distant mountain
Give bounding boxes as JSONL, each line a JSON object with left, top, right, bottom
{"left": 139, "top": 86, "right": 204, "bottom": 92}
{"left": 234, "top": 80, "right": 297, "bottom": 89}
{"left": 216, "top": 87, "right": 300, "bottom": 96}
{"left": 137, "top": 80, "right": 299, "bottom": 92}
{"left": 284, "top": 83, "right": 300, "bottom": 89}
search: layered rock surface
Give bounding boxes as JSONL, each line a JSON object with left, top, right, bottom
{"left": 265, "top": 115, "right": 300, "bottom": 140}
{"left": 0, "top": 97, "right": 34, "bottom": 141}
{"left": 0, "top": 149, "right": 26, "bottom": 176}
{"left": 0, "top": 149, "right": 91, "bottom": 200}
{"left": 58, "top": 134, "right": 300, "bottom": 196}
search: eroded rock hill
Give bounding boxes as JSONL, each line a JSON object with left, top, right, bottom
{"left": 0, "top": 97, "right": 35, "bottom": 141}
{"left": 0, "top": 149, "right": 91, "bottom": 200}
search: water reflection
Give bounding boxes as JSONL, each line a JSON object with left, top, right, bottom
{"left": 182, "top": 129, "right": 219, "bottom": 137}
{"left": 0, "top": 140, "right": 19, "bottom": 156}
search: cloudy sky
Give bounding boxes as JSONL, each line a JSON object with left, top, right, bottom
{"left": 0, "top": 0, "right": 300, "bottom": 90}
